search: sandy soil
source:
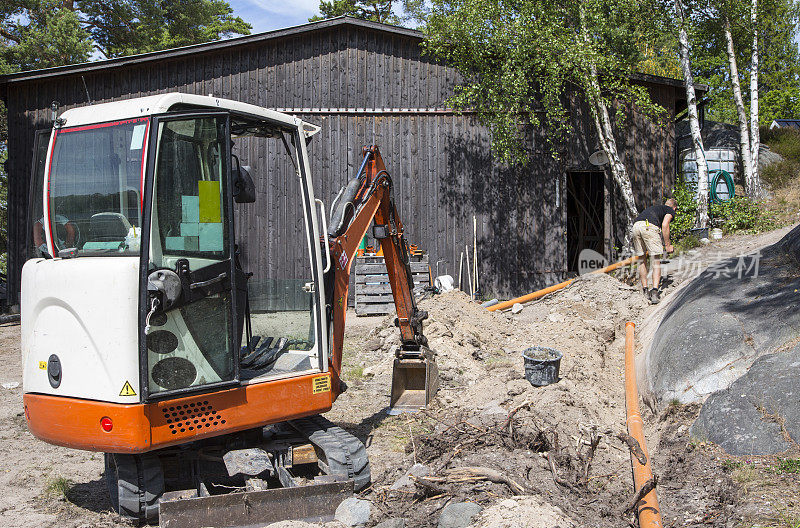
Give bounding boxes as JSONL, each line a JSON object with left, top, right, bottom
{"left": 0, "top": 225, "right": 797, "bottom": 528}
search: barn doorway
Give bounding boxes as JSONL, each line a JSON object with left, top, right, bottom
{"left": 566, "top": 171, "right": 606, "bottom": 273}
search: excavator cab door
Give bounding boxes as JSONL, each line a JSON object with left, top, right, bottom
{"left": 140, "top": 112, "right": 240, "bottom": 399}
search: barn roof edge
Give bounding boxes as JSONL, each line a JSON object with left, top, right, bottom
{"left": 0, "top": 17, "right": 423, "bottom": 85}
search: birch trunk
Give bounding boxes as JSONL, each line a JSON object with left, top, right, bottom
{"left": 676, "top": 0, "right": 709, "bottom": 228}
{"left": 587, "top": 65, "right": 638, "bottom": 241}
{"left": 723, "top": 16, "right": 754, "bottom": 194}
{"left": 578, "top": 5, "right": 638, "bottom": 245}
{"left": 749, "top": 0, "right": 764, "bottom": 198}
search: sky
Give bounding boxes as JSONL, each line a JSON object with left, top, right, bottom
{"left": 228, "top": 0, "right": 796, "bottom": 45}
{"left": 228, "top": 0, "right": 322, "bottom": 34}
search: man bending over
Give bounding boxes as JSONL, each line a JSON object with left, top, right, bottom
{"left": 631, "top": 198, "right": 676, "bottom": 304}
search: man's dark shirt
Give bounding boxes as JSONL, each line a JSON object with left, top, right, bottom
{"left": 634, "top": 205, "right": 675, "bottom": 226}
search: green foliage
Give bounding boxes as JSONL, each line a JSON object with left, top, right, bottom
{"left": 669, "top": 177, "right": 698, "bottom": 242}
{"left": 421, "top": 0, "right": 667, "bottom": 166}
{"left": 1, "top": 1, "right": 250, "bottom": 66}
{"left": 760, "top": 127, "right": 800, "bottom": 190}
{"left": 1, "top": 1, "right": 93, "bottom": 70}
{"left": 773, "top": 458, "right": 800, "bottom": 474}
{"left": 761, "top": 126, "right": 800, "bottom": 160}
{"left": 79, "top": 0, "right": 251, "bottom": 57}
{"left": 761, "top": 126, "right": 800, "bottom": 190}
{"left": 760, "top": 87, "right": 800, "bottom": 125}
{"left": 674, "top": 233, "right": 701, "bottom": 252}
{"left": 345, "top": 364, "right": 365, "bottom": 380}
{"left": 689, "top": 0, "right": 800, "bottom": 125}
{"left": 709, "top": 196, "right": 773, "bottom": 233}
{"left": 672, "top": 174, "right": 774, "bottom": 238}
{"left": 761, "top": 158, "right": 800, "bottom": 190}
{"left": 720, "top": 459, "right": 744, "bottom": 472}
{"left": 309, "top": 0, "right": 400, "bottom": 24}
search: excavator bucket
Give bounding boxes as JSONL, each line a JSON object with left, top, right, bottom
{"left": 389, "top": 348, "right": 439, "bottom": 414}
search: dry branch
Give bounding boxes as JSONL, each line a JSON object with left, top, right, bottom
{"left": 547, "top": 450, "right": 577, "bottom": 491}
{"left": 443, "top": 466, "right": 526, "bottom": 495}
{"left": 581, "top": 430, "right": 601, "bottom": 484}
{"left": 502, "top": 400, "right": 532, "bottom": 433}
{"left": 620, "top": 475, "right": 658, "bottom": 515}
{"left": 616, "top": 432, "right": 647, "bottom": 465}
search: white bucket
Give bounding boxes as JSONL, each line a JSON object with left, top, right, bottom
{"left": 434, "top": 275, "right": 455, "bottom": 292}
{"left": 710, "top": 228, "right": 723, "bottom": 240}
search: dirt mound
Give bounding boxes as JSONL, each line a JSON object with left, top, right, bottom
{"left": 343, "top": 274, "right": 741, "bottom": 527}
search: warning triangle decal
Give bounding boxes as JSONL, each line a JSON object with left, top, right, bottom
{"left": 119, "top": 381, "right": 137, "bottom": 397}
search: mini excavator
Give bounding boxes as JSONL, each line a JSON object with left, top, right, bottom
{"left": 20, "top": 93, "right": 438, "bottom": 526}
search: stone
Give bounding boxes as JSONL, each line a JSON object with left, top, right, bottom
{"left": 334, "top": 497, "right": 371, "bottom": 527}
{"left": 438, "top": 502, "right": 483, "bottom": 528}
{"left": 375, "top": 518, "right": 406, "bottom": 528}
{"left": 644, "top": 225, "right": 800, "bottom": 455}
{"left": 511, "top": 303, "right": 524, "bottom": 314}
{"left": 470, "top": 497, "right": 576, "bottom": 528}
{"left": 547, "top": 312, "right": 565, "bottom": 323}
{"left": 506, "top": 379, "right": 530, "bottom": 396}
{"left": 365, "top": 338, "right": 382, "bottom": 351}
{"left": 390, "top": 463, "right": 430, "bottom": 490}
{"left": 691, "top": 345, "right": 800, "bottom": 455}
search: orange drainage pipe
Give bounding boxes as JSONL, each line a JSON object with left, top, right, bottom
{"left": 486, "top": 255, "right": 640, "bottom": 312}
{"left": 624, "top": 322, "right": 663, "bottom": 528}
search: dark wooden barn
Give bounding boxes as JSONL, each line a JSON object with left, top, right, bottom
{"left": 0, "top": 16, "right": 695, "bottom": 304}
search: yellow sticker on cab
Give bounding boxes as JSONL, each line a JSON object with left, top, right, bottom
{"left": 312, "top": 374, "right": 331, "bottom": 394}
{"left": 119, "top": 381, "right": 137, "bottom": 397}
{"left": 38, "top": 361, "right": 47, "bottom": 370}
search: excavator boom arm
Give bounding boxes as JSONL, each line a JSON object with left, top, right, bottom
{"left": 326, "top": 146, "right": 435, "bottom": 408}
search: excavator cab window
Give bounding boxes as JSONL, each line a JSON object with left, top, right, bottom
{"left": 144, "top": 115, "right": 237, "bottom": 396}
{"left": 45, "top": 118, "right": 147, "bottom": 256}
{"left": 231, "top": 128, "right": 323, "bottom": 380}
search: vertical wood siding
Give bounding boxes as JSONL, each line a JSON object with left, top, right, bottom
{"left": 3, "top": 23, "right": 679, "bottom": 303}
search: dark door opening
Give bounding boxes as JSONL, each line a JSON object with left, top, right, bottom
{"left": 566, "top": 171, "right": 605, "bottom": 273}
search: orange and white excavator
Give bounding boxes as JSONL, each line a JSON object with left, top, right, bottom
{"left": 20, "top": 93, "right": 438, "bottom": 526}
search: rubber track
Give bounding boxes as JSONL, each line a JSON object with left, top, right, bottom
{"left": 288, "top": 415, "right": 371, "bottom": 491}
{"left": 106, "top": 453, "right": 164, "bottom": 524}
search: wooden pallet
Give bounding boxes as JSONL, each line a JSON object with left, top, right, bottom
{"left": 354, "top": 255, "right": 430, "bottom": 316}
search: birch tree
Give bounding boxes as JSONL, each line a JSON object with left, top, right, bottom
{"left": 579, "top": 6, "right": 638, "bottom": 236}
{"left": 424, "top": 0, "right": 666, "bottom": 239}
{"left": 716, "top": 1, "right": 764, "bottom": 199}
{"left": 675, "top": 0, "right": 709, "bottom": 228}
{"left": 748, "top": 0, "right": 764, "bottom": 198}
{"left": 693, "top": 0, "right": 772, "bottom": 199}
{"left": 722, "top": 14, "right": 754, "bottom": 194}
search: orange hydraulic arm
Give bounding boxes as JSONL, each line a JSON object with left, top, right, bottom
{"left": 325, "top": 146, "right": 428, "bottom": 395}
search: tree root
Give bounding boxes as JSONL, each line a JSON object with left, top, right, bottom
{"left": 616, "top": 432, "right": 647, "bottom": 465}
{"left": 620, "top": 475, "right": 658, "bottom": 516}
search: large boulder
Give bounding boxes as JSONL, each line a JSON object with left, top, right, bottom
{"left": 691, "top": 344, "right": 800, "bottom": 455}
{"left": 640, "top": 224, "right": 800, "bottom": 454}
